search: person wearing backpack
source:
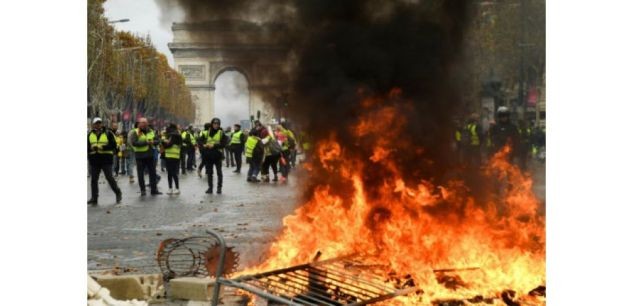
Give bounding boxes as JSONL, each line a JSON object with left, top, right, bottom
{"left": 275, "top": 125, "right": 292, "bottom": 182}
{"left": 198, "top": 118, "right": 226, "bottom": 194}
{"left": 260, "top": 123, "right": 281, "bottom": 182}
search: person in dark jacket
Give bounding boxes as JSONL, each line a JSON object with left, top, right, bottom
{"left": 198, "top": 118, "right": 226, "bottom": 194}
{"left": 490, "top": 106, "right": 520, "bottom": 161}
{"left": 88, "top": 117, "right": 122, "bottom": 205}
{"left": 162, "top": 123, "right": 183, "bottom": 195}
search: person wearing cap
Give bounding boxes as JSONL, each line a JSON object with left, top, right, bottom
{"left": 490, "top": 106, "right": 520, "bottom": 158}
{"left": 198, "top": 118, "right": 226, "bottom": 194}
{"left": 129, "top": 117, "right": 162, "bottom": 196}
{"left": 87, "top": 117, "right": 122, "bottom": 205}
{"left": 229, "top": 124, "right": 246, "bottom": 173}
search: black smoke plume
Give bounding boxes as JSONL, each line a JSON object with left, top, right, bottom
{"left": 157, "top": 0, "right": 473, "bottom": 191}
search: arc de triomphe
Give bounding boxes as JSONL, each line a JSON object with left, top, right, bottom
{"left": 169, "top": 20, "right": 291, "bottom": 127}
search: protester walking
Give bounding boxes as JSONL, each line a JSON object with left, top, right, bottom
{"left": 87, "top": 117, "right": 122, "bottom": 205}
{"left": 162, "top": 123, "right": 183, "bottom": 195}
{"left": 129, "top": 117, "right": 162, "bottom": 196}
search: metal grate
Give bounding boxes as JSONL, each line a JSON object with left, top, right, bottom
{"left": 219, "top": 257, "right": 417, "bottom": 306}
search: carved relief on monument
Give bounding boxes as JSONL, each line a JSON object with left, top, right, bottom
{"left": 179, "top": 65, "right": 206, "bottom": 80}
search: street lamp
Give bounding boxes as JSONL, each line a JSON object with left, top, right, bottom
{"left": 108, "top": 18, "right": 130, "bottom": 24}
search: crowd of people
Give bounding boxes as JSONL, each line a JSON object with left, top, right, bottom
{"left": 452, "top": 106, "right": 546, "bottom": 170}
{"left": 87, "top": 116, "right": 307, "bottom": 205}
{"left": 88, "top": 107, "right": 544, "bottom": 205}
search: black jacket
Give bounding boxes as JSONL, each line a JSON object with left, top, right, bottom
{"left": 88, "top": 128, "right": 117, "bottom": 165}
{"left": 490, "top": 122, "right": 520, "bottom": 154}
{"left": 162, "top": 132, "right": 183, "bottom": 149}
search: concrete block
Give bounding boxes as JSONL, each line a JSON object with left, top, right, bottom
{"left": 168, "top": 277, "right": 223, "bottom": 301}
{"left": 93, "top": 274, "right": 162, "bottom": 301}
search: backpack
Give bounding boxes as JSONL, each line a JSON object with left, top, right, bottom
{"left": 287, "top": 136, "right": 296, "bottom": 150}
{"left": 269, "top": 138, "right": 282, "bottom": 155}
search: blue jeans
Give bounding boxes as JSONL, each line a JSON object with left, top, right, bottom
{"left": 247, "top": 158, "right": 260, "bottom": 178}
{"left": 126, "top": 152, "right": 135, "bottom": 177}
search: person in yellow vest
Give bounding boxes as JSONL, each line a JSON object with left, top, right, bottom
{"left": 162, "top": 123, "right": 183, "bottom": 195}
{"left": 229, "top": 124, "right": 246, "bottom": 173}
{"left": 180, "top": 125, "right": 196, "bottom": 174}
{"left": 87, "top": 117, "right": 122, "bottom": 205}
{"left": 275, "top": 124, "right": 294, "bottom": 182}
{"left": 128, "top": 117, "right": 162, "bottom": 196}
{"left": 463, "top": 113, "right": 482, "bottom": 168}
{"left": 198, "top": 118, "right": 226, "bottom": 194}
{"left": 197, "top": 122, "right": 211, "bottom": 178}
{"left": 114, "top": 130, "right": 124, "bottom": 177}
{"left": 245, "top": 128, "right": 264, "bottom": 182}
{"left": 452, "top": 118, "right": 463, "bottom": 166}
{"left": 280, "top": 122, "right": 297, "bottom": 169}
{"left": 179, "top": 125, "right": 188, "bottom": 175}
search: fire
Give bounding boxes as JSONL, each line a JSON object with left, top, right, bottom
{"left": 245, "top": 90, "right": 545, "bottom": 305}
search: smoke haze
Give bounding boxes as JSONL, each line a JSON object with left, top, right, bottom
{"left": 155, "top": 0, "right": 473, "bottom": 183}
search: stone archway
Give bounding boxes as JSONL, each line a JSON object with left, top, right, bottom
{"left": 168, "top": 20, "right": 291, "bottom": 127}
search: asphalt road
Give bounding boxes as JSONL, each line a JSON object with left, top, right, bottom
{"left": 88, "top": 158, "right": 545, "bottom": 274}
{"left": 88, "top": 161, "right": 303, "bottom": 273}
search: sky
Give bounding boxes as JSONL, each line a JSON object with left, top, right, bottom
{"left": 103, "top": 0, "right": 183, "bottom": 67}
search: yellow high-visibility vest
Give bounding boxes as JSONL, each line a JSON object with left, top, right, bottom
{"left": 467, "top": 123, "right": 480, "bottom": 146}
{"left": 245, "top": 136, "right": 259, "bottom": 158}
{"left": 206, "top": 129, "right": 222, "bottom": 146}
{"left": 132, "top": 128, "right": 149, "bottom": 153}
{"left": 89, "top": 131, "right": 113, "bottom": 155}
{"left": 164, "top": 136, "right": 180, "bottom": 159}
{"left": 231, "top": 130, "right": 243, "bottom": 144}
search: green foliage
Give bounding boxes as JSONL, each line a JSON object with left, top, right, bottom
{"left": 87, "top": 0, "right": 194, "bottom": 122}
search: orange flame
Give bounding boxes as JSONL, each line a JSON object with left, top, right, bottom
{"left": 246, "top": 91, "right": 545, "bottom": 305}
